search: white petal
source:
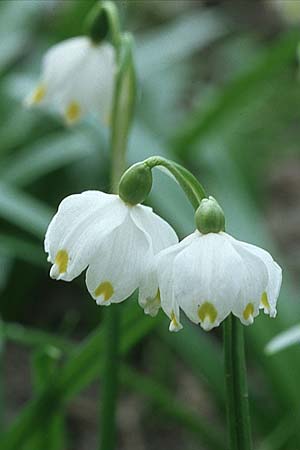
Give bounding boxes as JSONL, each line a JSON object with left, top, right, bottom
{"left": 130, "top": 204, "right": 178, "bottom": 254}
{"left": 58, "top": 42, "right": 115, "bottom": 123}
{"left": 45, "top": 192, "right": 127, "bottom": 281}
{"left": 138, "top": 260, "right": 160, "bottom": 317}
{"left": 233, "top": 240, "right": 282, "bottom": 318}
{"left": 28, "top": 37, "right": 116, "bottom": 124}
{"left": 27, "top": 37, "right": 90, "bottom": 108}
{"left": 229, "top": 235, "right": 269, "bottom": 325}
{"left": 173, "top": 232, "right": 241, "bottom": 331}
{"left": 43, "top": 38, "right": 90, "bottom": 92}
{"left": 130, "top": 204, "right": 178, "bottom": 317}
{"left": 156, "top": 233, "right": 197, "bottom": 331}
{"left": 86, "top": 215, "right": 150, "bottom": 305}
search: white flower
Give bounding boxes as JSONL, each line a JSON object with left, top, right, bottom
{"left": 25, "top": 37, "right": 116, "bottom": 125}
{"left": 45, "top": 190, "right": 178, "bottom": 305}
{"left": 141, "top": 230, "right": 282, "bottom": 332}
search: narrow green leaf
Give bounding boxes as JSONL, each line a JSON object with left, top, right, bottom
{"left": 3, "top": 319, "right": 223, "bottom": 450}
{"left": 121, "top": 365, "right": 224, "bottom": 450}
{"left": 0, "top": 320, "right": 5, "bottom": 433}
{"left": 0, "top": 234, "right": 44, "bottom": 267}
{"left": 0, "top": 129, "right": 98, "bottom": 187}
{"left": 3, "top": 322, "right": 73, "bottom": 353}
{"left": 31, "top": 347, "right": 66, "bottom": 450}
{"left": 265, "top": 325, "right": 300, "bottom": 355}
{"left": 257, "top": 416, "right": 294, "bottom": 450}
{"left": 173, "top": 30, "right": 300, "bottom": 155}
{"left": 0, "top": 183, "right": 52, "bottom": 237}
{"left": 0, "top": 304, "right": 156, "bottom": 449}
{"left": 136, "top": 9, "right": 229, "bottom": 78}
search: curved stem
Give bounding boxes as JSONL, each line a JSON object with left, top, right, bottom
{"left": 145, "top": 156, "right": 207, "bottom": 209}
{"left": 85, "top": 0, "right": 121, "bottom": 47}
{"left": 223, "top": 315, "right": 252, "bottom": 450}
{"left": 100, "top": 32, "right": 136, "bottom": 450}
{"left": 101, "top": 1, "right": 122, "bottom": 50}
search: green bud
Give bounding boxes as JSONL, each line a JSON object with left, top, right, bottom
{"left": 195, "top": 196, "right": 225, "bottom": 234}
{"left": 85, "top": 3, "right": 110, "bottom": 44}
{"left": 118, "top": 162, "right": 152, "bottom": 205}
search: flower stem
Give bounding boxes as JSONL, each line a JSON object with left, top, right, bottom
{"left": 0, "top": 319, "right": 5, "bottom": 433}
{"left": 145, "top": 156, "right": 207, "bottom": 209}
{"left": 100, "top": 305, "right": 120, "bottom": 450}
{"left": 100, "top": 31, "right": 136, "bottom": 450}
{"left": 223, "top": 315, "right": 253, "bottom": 450}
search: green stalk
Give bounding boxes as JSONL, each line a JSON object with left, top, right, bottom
{"left": 0, "top": 319, "right": 5, "bottom": 433}
{"left": 224, "top": 315, "right": 252, "bottom": 450}
{"left": 145, "top": 156, "right": 207, "bottom": 209}
{"left": 232, "top": 316, "right": 252, "bottom": 450}
{"left": 100, "top": 306, "right": 120, "bottom": 450}
{"left": 31, "top": 347, "right": 66, "bottom": 450}
{"left": 224, "top": 316, "right": 238, "bottom": 450}
{"left": 100, "top": 31, "right": 136, "bottom": 450}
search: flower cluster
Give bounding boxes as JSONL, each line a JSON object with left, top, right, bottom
{"left": 26, "top": 1, "right": 282, "bottom": 333}
{"left": 45, "top": 189, "right": 282, "bottom": 332}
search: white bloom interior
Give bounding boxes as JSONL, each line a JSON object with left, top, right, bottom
{"left": 26, "top": 37, "right": 116, "bottom": 125}
{"left": 151, "top": 230, "right": 282, "bottom": 331}
{"left": 45, "top": 191, "right": 178, "bottom": 305}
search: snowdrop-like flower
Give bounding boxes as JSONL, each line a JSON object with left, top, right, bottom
{"left": 141, "top": 197, "right": 282, "bottom": 332}
{"left": 25, "top": 37, "right": 116, "bottom": 125}
{"left": 45, "top": 190, "right": 178, "bottom": 305}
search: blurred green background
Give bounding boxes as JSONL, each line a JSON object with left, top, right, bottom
{"left": 1, "top": 0, "right": 300, "bottom": 449}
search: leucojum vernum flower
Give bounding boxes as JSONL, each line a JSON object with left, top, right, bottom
{"left": 45, "top": 159, "right": 282, "bottom": 332}
{"left": 25, "top": 34, "right": 116, "bottom": 125}
{"left": 45, "top": 164, "right": 178, "bottom": 305}
{"left": 141, "top": 196, "right": 282, "bottom": 332}
{"left": 36, "top": 2, "right": 284, "bottom": 449}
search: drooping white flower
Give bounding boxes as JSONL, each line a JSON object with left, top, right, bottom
{"left": 25, "top": 37, "right": 116, "bottom": 125}
{"left": 45, "top": 190, "right": 178, "bottom": 305}
{"left": 141, "top": 230, "right": 282, "bottom": 332}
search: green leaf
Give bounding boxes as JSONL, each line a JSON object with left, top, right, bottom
{"left": 0, "top": 304, "right": 157, "bottom": 449}
{"left": 121, "top": 365, "right": 224, "bottom": 450}
{"left": 173, "top": 30, "right": 300, "bottom": 155}
{"left": 2, "top": 319, "right": 223, "bottom": 450}
{"left": 0, "top": 234, "right": 44, "bottom": 267}
{"left": 0, "top": 183, "right": 52, "bottom": 237}
{"left": 136, "top": 8, "right": 229, "bottom": 78}
{"left": 31, "top": 348, "right": 66, "bottom": 450}
{"left": 0, "top": 129, "right": 98, "bottom": 187}
{"left": 0, "top": 1, "right": 44, "bottom": 73}
{"left": 265, "top": 325, "right": 300, "bottom": 355}
{"left": 3, "top": 322, "right": 72, "bottom": 353}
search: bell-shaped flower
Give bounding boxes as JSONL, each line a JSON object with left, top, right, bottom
{"left": 45, "top": 190, "right": 178, "bottom": 305}
{"left": 140, "top": 197, "right": 282, "bottom": 332}
{"left": 25, "top": 37, "right": 116, "bottom": 125}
